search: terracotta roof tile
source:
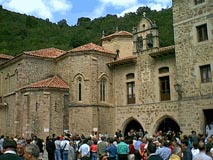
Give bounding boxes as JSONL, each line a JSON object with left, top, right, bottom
{"left": 0, "top": 54, "right": 14, "bottom": 60}
{"left": 24, "top": 48, "right": 66, "bottom": 58}
{"left": 71, "top": 43, "right": 115, "bottom": 54}
{"left": 149, "top": 45, "right": 175, "bottom": 58}
{"left": 22, "top": 76, "right": 69, "bottom": 89}
{"left": 101, "top": 31, "right": 132, "bottom": 41}
{"left": 107, "top": 55, "right": 137, "bottom": 67}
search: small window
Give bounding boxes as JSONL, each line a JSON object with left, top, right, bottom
{"left": 77, "top": 78, "right": 82, "bottom": 101}
{"left": 197, "top": 24, "right": 208, "bottom": 42}
{"left": 100, "top": 79, "right": 106, "bottom": 101}
{"left": 126, "top": 73, "right": 135, "bottom": 79}
{"left": 194, "top": 0, "right": 205, "bottom": 5}
{"left": 159, "top": 76, "right": 170, "bottom": 101}
{"left": 127, "top": 82, "right": 135, "bottom": 104}
{"left": 200, "top": 64, "right": 212, "bottom": 83}
{"left": 159, "top": 67, "right": 169, "bottom": 74}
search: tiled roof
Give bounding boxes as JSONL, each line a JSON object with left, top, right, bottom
{"left": 153, "top": 45, "right": 175, "bottom": 53}
{"left": 22, "top": 76, "right": 69, "bottom": 89}
{"left": 24, "top": 48, "right": 66, "bottom": 58}
{"left": 70, "top": 43, "right": 115, "bottom": 54}
{"left": 101, "top": 31, "right": 132, "bottom": 41}
{"left": 107, "top": 55, "right": 137, "bottom": 67}
{"left": 149, "top": 45, "right": 175, "bottom": 58}
{"left": 0, "top": 54, "right": 14, "bottom": 60}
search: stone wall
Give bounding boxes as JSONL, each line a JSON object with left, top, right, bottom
{"left": 0, "top": 58, "right": 56, "bottom": 96}
{"left": 112, "top": 63, "right": 136, "bottom": 106}
{"left": 0, "top": 93, "right": 16, "bottom": 137}
{"left": 102, "top": 37, "right": 133, "bottom": 59}
{"left": 69, "top": 105, "right": 115, "bottom": 136}
{"left": 56, "top": 53, "right": 114, "bottom": 105}
{"left": 172, "top": 0, "right": 213, "bottom": 134}
{"left": 116, "top": 101, "right": 180, "bottom": 135}
{"left": 19, "top": 90, "right": 68, "bottom": 139}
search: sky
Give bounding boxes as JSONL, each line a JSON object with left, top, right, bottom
{"left": 0, "top": 0, "right": 172, "bottom": 26}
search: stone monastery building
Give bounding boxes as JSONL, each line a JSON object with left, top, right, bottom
{"left": 0, "top": 0, "right": 213, "bottom": 139}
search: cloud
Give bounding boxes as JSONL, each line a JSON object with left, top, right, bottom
{"left": 1, "top": 0, "right": 72, "bottom": 21}
{"left": 117, "top": 4, "right": 144, "bottom": 17}
{"left": 99, "top": 0, "right": 138, "bottom": 8}
{"left": 94, "top": 0, "right": 172, "bottom": 19}
{"left": 148, "top": 0, "right": 172, "bottom": 9}
{"left": 117, "top": 0, "right": 172, "bottom": 18}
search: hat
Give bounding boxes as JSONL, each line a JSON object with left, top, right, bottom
{"left": 3, "top": 139, "right": 17, "bottom": 149}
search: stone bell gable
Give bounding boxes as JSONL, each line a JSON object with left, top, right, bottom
{"left": 133, "top": 15, "right": 159, "bottom": 53}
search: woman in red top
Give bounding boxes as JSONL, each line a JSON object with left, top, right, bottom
{"left": 90, "top": 139, "right": 98, "bottom": 160}
{"left": 128, "top": 139, "right": 135, "bottom": 160}
{"left": 139, "top": 137, "right": 148, "bottom": 160}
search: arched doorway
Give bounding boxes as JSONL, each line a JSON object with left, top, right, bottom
{"left": 203, "top": 109, "right": 213, "bottom": 137}
{"left": 124, "top": 119, "right": 144, "bottom": 136}
{"left": 157, "top": 117, "right": 180, "bottom": 133}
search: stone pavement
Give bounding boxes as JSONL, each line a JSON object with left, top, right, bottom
{"left": 41, "top": 150, "right": 48, "bottom": 160}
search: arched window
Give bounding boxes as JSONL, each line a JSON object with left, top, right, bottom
{"left": 158, "top": 67, "right": 170, "bottom": 101}
{"left": 126, "top": 73, "right": 135, "bottom": 104}
{"left": 77, "top": 77, "right": 82, "bottom": 101}
{"left": 159, "top": 67, "right": 169, "bottom": 74}
{"left": 126, "top": 73, "right": 135, "bottom": 79}
{"left": 100, "top": 78, "right": 106, "bottom": 101}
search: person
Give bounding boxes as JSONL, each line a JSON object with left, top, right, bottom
{"left": 97, "top": 136, "right": 107, "bottom": 157}
{"left": 68, "top": 141, "right": 75, "bottom": 160}
{"left": 155, "top": 139, "right": 171, "bottom": 160}
{"left": 60, "top": 136, "right": 70, "bottom": 160}
{"left": 191, "top": 142, "right": 199, "bottom": 159}
{"left": 105, "top": 138, "right": 117, "bottom": 160}
{"left": 128, "top": 139, "right": 135, "bottom": 160}
{"left": 134, "top": 137, "right": 142, "bottom": 160}
{"left": 139, "top": 137, "right": 148, "bottom": 160}
{"left": 181, "top": 140, "right": 192, "bottom": 160}
{"left": 55, "top": 136, "right": 62, "bottom": 160}
{"left": 90, "top": 139, "right": 98, "bottom": 160}
{"left": 24, "top": 144, "right": 40, "bottom": 160}
{"left": 193, "top": 140, "right": 212, "bottom": 160}
{"left": 0, "top": 138, "right": 20, "bottom": 160}
{"left": 169, "top": 146, "right": 182, "bottom": 160}
{"left": 117, "top": 137, "right": 129, "bottom": 160}
{"left": 46, "top": 136, "right": 55, "bottom": 160}
{"left": 146, "top": 141, "right": 163, "bottom": 160}
{"left": 17, "top": 139, "right": 26, "bottom": 160}
{"left": 31, "top": 136, "right": 44, "bottom": 160}
{"left": 0, "top": 135, "right": 4, "bottom": 155}
{"left": 78, "top": 139, "right": 90, "bottom": 160}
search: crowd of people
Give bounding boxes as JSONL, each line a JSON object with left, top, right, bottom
{"left": 0, "top": 129, "right": 212, "bottom": 160}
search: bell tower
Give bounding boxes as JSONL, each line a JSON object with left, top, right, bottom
{"left": 133, "top": 13, "right": 159, "bottom": 54}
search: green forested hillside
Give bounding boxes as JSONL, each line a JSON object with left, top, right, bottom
{"left": 0, "top": 6, "right": 174, "bottom": 56}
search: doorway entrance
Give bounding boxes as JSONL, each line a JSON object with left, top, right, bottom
{"left": 123, "top": 119, "right": 144, "bottom": 136}
{"left": 157, "top": 117, "right": 180, "bottom": 133}
{"left": 203, "top": 109, "right": 213, "bottom": 137}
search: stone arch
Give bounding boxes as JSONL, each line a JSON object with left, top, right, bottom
{"left": 121, "top": 117, "right": 144, "bottom": 137}
{"left": 72, "top": 73, "right": 88, "bottom": 82}
{"left": 154, "top": 115, "right": 180, "bottom": 133}
{"left": 98, "top": 73, "right": 109, "bottom": 81}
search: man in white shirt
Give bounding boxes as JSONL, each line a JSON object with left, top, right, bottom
{"left": 60, "top": 136, "right": 70, "bottom": 160}
{"left": 193, "top": 141, "right": 211, "bottom": 160}
{"left": 78, "top": 139, "right": 90, "bottom": 160}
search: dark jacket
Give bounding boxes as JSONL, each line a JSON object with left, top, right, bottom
{"left": 0, "top": 153, "right": 21, "bottom": 160}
